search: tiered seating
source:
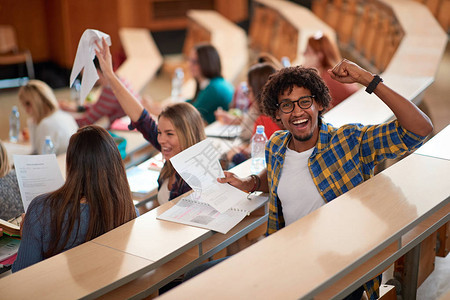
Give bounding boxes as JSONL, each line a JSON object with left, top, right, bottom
{"left": 115, "top": 27, "right": 163, "bottom": 93}
{"left": 412, "top": 0, "right": 450, "bottom": 33}
{"left": 312, "top": 0, "right": 405, "bottom": 73}
{"left": 183, "top": 9, "right": 248, "bottom": 84}
{"left": 249, "top": 0, "right": 337, "bottom": 65}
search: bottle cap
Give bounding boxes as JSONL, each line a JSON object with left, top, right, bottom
{"left": 256, "top": 125, "right": 265, "bottom": 134}
{"left": 175, "top": 67, "right": 184, "bottom": 78}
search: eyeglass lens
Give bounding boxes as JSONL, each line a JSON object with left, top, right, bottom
{"left": 279, "top": 96, "right": 314, "bottom": 113}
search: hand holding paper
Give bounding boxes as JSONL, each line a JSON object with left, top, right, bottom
{"left": 170, "top": 139, "right": 247, "bottom": 213}
{"left": 70, "top": 29, "right": 111, "bottom": 105}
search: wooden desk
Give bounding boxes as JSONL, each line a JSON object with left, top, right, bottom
{"left": 157, "top": 153, "right": 450, "bottom": 299}
{"left": 0, "top": 240, "right": 154, "bottom": 299}
{"left": 3, "top": 141, "right": 32, "bottom": 164}
{"left": 115, "top": 28, "right": 163, "bottom": 94}
{"left": 0, "top": 160, "right": 268, "bottom": 299}
{"left": 415, "top": 124, "right": 450, "bottom": 160}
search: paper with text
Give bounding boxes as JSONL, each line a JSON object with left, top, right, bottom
{"left": 13, "top": 154, "right": 64, "bottom": 212}
{"left": 170, "top": 139, "right": 246, "bottom": 213}
{"left": 158, "top": 197, "right": 247, "bottom": 234}
{"left": 157, "top": 193, "right": 268, "bottom": 234}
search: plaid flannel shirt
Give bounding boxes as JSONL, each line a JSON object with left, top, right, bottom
{"left": 265, "top": 118, "right": 426, "bottom": 299}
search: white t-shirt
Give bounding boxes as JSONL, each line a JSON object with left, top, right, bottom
{"left": 29, "top": 110, "right": 78, "bottom": 155}
{"left": 277, "top": 147, "right": 325, "bottom": 226}
{"left": 157, "top": 179, "right": 170, "bottom": 206}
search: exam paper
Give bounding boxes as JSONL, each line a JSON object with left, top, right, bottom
{"left": 158, "top": 197, "right": 248, "bottom": 234}
{"left": 13, "top": 154, "right": 64, "bottom": 212}
{"left": 170, "top": 139, "right": 247, "bottom": 213}
{"left": 70, "top": 29, "right": 111, "bottom": 104}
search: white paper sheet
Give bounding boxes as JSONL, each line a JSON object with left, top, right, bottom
{"left": 170, "top": 139, "right": 247, "bottom": 213}
{"left": 157, "top": 193, "right": 268, "bottom": 234}
{"left": 158, "top": 197, "right": 248, "bottom": 234}
{"left": 13, "top": 154, "right": 64, "bottom": 212}
{"left": 70, "top": 29, "right": 111, "bottom": 105}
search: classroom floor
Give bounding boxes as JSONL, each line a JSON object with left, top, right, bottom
{"left": 0, "top": 40, "right": 448, "bottom": 298}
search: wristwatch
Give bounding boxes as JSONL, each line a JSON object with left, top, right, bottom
{"left": 365, "top": 75, "right": 383, "bottom": 94}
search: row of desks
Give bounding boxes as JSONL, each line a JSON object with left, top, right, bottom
{"left": 3, "top": 119, "right": 447, "bottom": 298}
{"left": 0, "top": 159, "right": 268, "bottom": 299}
{"left": 159, "top": 124, "right": 450, "bottom": 299}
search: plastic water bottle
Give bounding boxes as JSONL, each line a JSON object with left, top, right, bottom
{"left": 71, "top": 78, "right": 81, "bottom": 105}
{"left": 9, "top": 106, "right": 20, "bottom": 143}
{"left": 250, "top": 125, "right": 267, "bottom": 174}
{"left": 42, "top": 136, "right": 55, "bottom": 154}
{"left": 171, "top": 67, "right": 184, "bottom": 102}
{"left": 281, "top": 56, "right": 291, "bottom": 67}
{"left": 235, "top": 81, "right": 249, "bottom": 113}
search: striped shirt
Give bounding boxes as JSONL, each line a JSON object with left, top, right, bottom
{"left": 265, "top": 118, "right": 426, "bottom": 299}
{"left": 76, "top": 78, "right": 140, "bottom": 128}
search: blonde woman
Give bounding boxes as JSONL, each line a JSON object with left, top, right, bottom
{"left": 18, "top": 80, "right": 78, "bottom": 155}
{"left": 0, "top": 140, "right": 23, "bottom": 220}
{"left": 95, "top": 38, "right": 206, "bottom": 205}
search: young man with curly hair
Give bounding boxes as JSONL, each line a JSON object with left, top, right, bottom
{"left": 219, "top": 59, "right": 432, "bottom": 299}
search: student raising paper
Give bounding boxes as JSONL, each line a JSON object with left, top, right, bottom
{"left": 12, "top": 125, "right": 138, "bottom": 272}
{"left": 95, "top": 37, "right": 206, "bottom": 205}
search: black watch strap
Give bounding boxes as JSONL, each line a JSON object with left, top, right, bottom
{"left": 365, "top": 75, "right": 383, "bottom": 94}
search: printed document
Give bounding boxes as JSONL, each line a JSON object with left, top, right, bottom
{"left": 13, "top": 154, "right": 64, "bottom": 212}
{"left": 170, "top": 138, "right": 247, "bottom": 213}
{"left": 157, "top": 193, "right": 268, "bottom": 234}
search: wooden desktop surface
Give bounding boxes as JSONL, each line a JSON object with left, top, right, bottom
{"left": 0, "top": 241, "right": 154, "bottom": 299}
{"left": 158, "top": 153, "right": 450, "bottom": 299}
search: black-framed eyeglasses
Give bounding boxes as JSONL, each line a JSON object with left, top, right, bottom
{"left": 277, "top": 95, "right": 315, "bottom": 113}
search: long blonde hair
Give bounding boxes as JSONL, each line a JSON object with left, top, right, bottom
{"left": 18, "top": 80, "right": 59, "bottom": 124}
{"left": 0, "top": 140, "right": 11, "bottom": 178}
{"left": 159, "top": 102, "right": 206, "bottom": 181}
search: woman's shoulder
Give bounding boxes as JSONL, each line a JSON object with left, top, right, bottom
{"left": 209, "top": 77, "right": 233, "bottom": 88}
{"left": 207, "top": 77, "right": 234, "bottom": 95}
{"left": 28, "top": 193, "right": 52, "bottom": 211}
{"left": 38, "top": 110, "right": 78, "bottom": 132}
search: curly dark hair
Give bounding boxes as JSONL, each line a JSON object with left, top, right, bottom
{"left": 260, "top": 66, "right": 332, "bottom": 119}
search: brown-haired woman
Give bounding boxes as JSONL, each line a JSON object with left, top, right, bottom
{"left": 18, "top": 80, "right": 78, "bottom": 155}
{"left": 95, "top": 38, "right": 206, "bottom": 205}
{"left": 187, "top": 43, "right": 234, "bottom": 124}
{"left": 0, "top": 140, "right": 23, "bottom": 221}
{"left": 303, "top": 32, "right": 359, "bottom": 107}
{"left": 12, "top": 125, "right": 137, "bottom": 272}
